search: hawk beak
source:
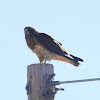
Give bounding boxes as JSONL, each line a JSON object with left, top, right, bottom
{"left": 24, "top": 28, "right": 30, "bottom": 35}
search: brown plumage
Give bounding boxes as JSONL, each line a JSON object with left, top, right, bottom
{"left": 24, "top": 26, "right": 83, "bottom": 67}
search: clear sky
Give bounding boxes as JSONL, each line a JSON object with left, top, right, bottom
{"left": 0, "top": 0, "right": 100, "bottom": 100}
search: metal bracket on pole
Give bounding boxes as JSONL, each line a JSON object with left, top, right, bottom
{"left": 26, "top": 81, "right": 31, "bottom": 95}
{"left": 40, "top": 73, "right": 100, "bottom": 99}
{"left": 40, "top": 74, "right": 64, "bottom": 99}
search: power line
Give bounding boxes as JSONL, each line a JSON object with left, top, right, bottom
{"left": 50, "top": 78, "right": 100, "bottom": 85}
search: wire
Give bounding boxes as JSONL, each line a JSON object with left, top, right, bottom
{"left": 51, "top": 78, "right": 100, "bottom": 85}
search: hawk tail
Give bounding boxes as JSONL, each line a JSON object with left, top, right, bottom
{"left": 69, "top": 54, "right": 83, "bottom": 67}
{"left": 69, "top": 60, "right": 80, "bottom": 67}
{"left": 63, "top": 54, "right": 83, "bottom": 67}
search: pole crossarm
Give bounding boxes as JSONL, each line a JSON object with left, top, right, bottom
{"left": 50, "top": 78, "right": 100, "bottom": 86}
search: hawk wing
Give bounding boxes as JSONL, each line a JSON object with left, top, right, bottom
{"left": 35, "top": 33, "right": 73, "bottom": 60}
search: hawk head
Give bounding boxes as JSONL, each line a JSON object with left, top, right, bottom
{"left": 24, "top": 27, "right": 37, "bottom": 36}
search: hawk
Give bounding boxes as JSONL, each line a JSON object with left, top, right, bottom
{"left": 24, "top": 27, "right": 83, "bottom": 67}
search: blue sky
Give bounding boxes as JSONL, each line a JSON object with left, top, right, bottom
{"left": 0, "top": 0, "right": 100, "bottom": 100}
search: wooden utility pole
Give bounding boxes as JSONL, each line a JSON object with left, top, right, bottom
{"left": 26, "top": 64, "right": 54, "bottom": 100}
{"left": 26, "top": 64, "right": 100, "bottom": 100}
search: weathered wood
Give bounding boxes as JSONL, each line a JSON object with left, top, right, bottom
{"left": 27, "top": 64, "right": 54, "bottom": 100}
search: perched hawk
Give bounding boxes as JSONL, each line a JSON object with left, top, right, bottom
{"left": 24, "top": 27, "right": 83, "bottom": 67}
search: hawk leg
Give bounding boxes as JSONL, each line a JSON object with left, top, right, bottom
{"left": 44, "top": 59, "right": 46, "bottom": 63}
{"left": 39, "top": 57, "right": 44, "bottom": 64}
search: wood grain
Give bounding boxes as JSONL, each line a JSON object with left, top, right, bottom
{"left": 27, "top": 64, "right": 54, "bottom": 100}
